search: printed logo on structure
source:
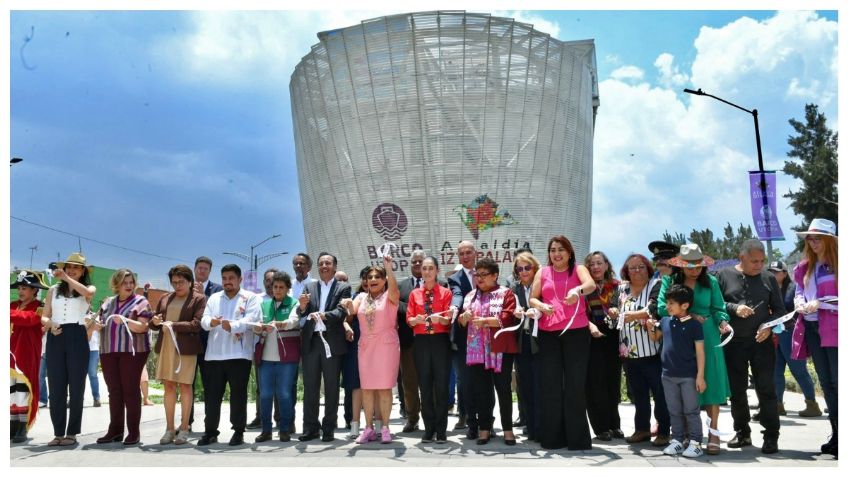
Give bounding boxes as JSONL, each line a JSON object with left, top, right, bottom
{"left": 372, "top": 203, "right": 408, "bottom": 241}
{"left": 454, "top": 194, "right": 517, "bottom": 239}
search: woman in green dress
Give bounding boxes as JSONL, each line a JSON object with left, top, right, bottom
{"left": 658, "top": 244, "right": 731, "bottom": 455}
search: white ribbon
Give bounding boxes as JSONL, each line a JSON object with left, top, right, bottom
{"left": 105, "top": 314, "right": 136, "bottom": 356}
{"left": 311, "top": 313, "right": 332, "bottom": 358}
{"left": 759, "top": 310, "right": 797, "bottom": 330}
{"left": 376, "top": 242, "right": 397, "bottom": 258}
{"left": 717, "top": 325, "right": 734, "bottom": 347}
{"left": 163, "top": 324, "right": 182, "bottom": 374}
{"left": 705, "top": 417, "right": 734, "bottom": 438}
{"left": 495, "top": 308, "right": 539, "bottom": 339}
{"left": 558, "top": 293, "right": 582, "bottom": 336}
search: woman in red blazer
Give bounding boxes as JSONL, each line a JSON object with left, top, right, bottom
{"left": 458, "top": 258, "right": 518, "bottom": 445}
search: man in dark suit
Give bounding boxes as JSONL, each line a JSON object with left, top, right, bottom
{"left": 189, "top": 256, "right": 223, "bottom": 431}
{"left": 448, "top": 240, "right": 479, "bottom": 439}
{"left": 297, "top": 252, "right": 351, "bottom": 442}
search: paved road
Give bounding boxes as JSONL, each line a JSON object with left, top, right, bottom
{"left": 11, "top": 388, "right": 837, "bottom": 467}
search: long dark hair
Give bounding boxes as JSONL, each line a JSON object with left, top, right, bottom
{"left": 58, "top": 266, "right": 92, "bottom": 298}
{"left": 671, "top": 266, "right": 711, "bottom": 289}
{"left": 547, "top": 235, "right": 576, "bottom": 275}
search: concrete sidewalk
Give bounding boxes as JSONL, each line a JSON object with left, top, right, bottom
{"left": 11, "top": 388, "right": 837, "bottom": 467}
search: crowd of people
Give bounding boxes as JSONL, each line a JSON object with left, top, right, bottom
{"left": 9, "top": 218, "right": 838, "bottom": 460}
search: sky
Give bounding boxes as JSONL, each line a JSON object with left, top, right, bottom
{"left": 5, "top": 2, "right": 842, "bottom": 290}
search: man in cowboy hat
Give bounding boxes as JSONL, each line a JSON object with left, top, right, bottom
{"left": 715, "top": 239, "right": 786, "bottom": 454}
{"left": 10, "top": 271, "right": 49, "bottom": 443}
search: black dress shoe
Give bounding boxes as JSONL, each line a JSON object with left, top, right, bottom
{"left": 229, "top": 432, "right": 244, "bottom": 446}
{"left": 279, "top": 432, "right": 291, "bottom": 442}
{"left": 246, "top": 418, "right": 261, "bottom": 430}
{"left": 254, "top": 432, "right": 272, "bottom": 443}
{"left": 504, "top": 434, "right": 517, "bottom": 446}
{"left": 610, "top": 429, "right": 625, "bottom": 439}
{"left": 123, "top": 434, "right": 140, "bottom": 446}
{"left": 476, "top": 432, "right": 490, "bottom": 445}
{"left": 298, "top": 432, "right": 320, "bottom": 442}
{"left": 466, "top": 429, "right": 479, "bottom": 440}
{"left": 761, "top": 436, "right": 779, "bottom": 454}
{"left": 421, "top": 431, "right": 435, "bottom": 443}
{"left": 728, "top": 433, "right": 752, "bottom": 448}
{"left": 402, "top": 421, "right": 420, "bottom": 433}
{"left": 96, "top": 433, "right": 123, "bottom": 444}
{"left": 321, "top": 433, "right": 334, "bottom": 442}
{"left": 197, "top": 435, "right": 218, "bottom": 446}
{"left": 596, "top": 431, "right": 612, "bottom": 441}
{"left": 436, "top": 432, "right": 447, "bottom": 444}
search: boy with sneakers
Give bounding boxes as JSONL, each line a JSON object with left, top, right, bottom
{"left": 646, "top": 284, "right": 705, "bottom": 458}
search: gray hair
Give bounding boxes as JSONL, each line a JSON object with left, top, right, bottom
{"left": 458, "top": 240, "right": 476, "bottom": 251}
{"left": 740, "top": 239, "right": 766, "bottom": 256}
{"left": 411, "top": 249, "right": 427, "bottom": 260}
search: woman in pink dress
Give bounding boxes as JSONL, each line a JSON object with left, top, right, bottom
{"left": 343, "top": 254, "right": 400, "bottom": 444}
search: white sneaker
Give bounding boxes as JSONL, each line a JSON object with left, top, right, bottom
{"left": 663, "top": 439, "right": 685, "bottom": 455}
{"left": 347, "top": 422, "right": 360, "bottom": 440}
{"left": 682, "top": 442, "right": 704, "bottom": 458}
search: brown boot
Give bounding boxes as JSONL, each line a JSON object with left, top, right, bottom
{"left": 798, "top": 399, "right": 823, "bottom": 417}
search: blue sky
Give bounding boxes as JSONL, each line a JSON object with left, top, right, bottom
{"left": 7, "top": 6, "right": 840, "bottom": 289}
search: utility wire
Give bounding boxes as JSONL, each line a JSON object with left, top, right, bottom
{"left": 11, "top": 215, "right": 190, "bottom": 262}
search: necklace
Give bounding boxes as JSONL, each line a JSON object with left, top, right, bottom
{"left": 550, "top": 267, "right": 569, "bottom": 303}
{"left": 364, "top": 291, "right": 384, "bottom": 331}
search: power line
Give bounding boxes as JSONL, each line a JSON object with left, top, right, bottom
{"left": 11, "top": 215, "right": 191, "bottom": 263}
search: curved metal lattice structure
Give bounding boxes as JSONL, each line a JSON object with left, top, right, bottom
{"left": 291, "top": 10, "right": 598, "bottom": 275}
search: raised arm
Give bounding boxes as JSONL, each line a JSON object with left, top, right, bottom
{"left": 52, "top": 269, "right": 96, "bottom": 301}
{"left": 384, "top": 255, "right": 400, "bottom": 305}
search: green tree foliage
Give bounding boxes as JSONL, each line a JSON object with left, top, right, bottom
{"left": 663, "top": 223, "right": 755, "bottom": 260}
{"left": 783, "top": 104, "right": 838, "bottom": 249}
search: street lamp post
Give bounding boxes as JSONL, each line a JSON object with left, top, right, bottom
{"left": 10, "top": 157, "right": 23, "bottom": 166}
{"left": 683, "top": 88, "right": 774, "bottom": 260}
{"left": 223, "top": 234, "right": 287, "bottom": 272}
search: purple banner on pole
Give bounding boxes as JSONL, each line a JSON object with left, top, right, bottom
{"left": 749, "top": 171, "right": 785, "bottom": 241}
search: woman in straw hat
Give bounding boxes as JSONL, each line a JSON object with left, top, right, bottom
{"left": 10, "top": 271, "right": 49, "bottom": 443}
{"left": 791, "top": 218, "right": 838, "bottom": 458}
{"left": 41, "top": 252, "right": 96, "bottom": 447}
{"left": 657, "top": 244, "right": 731, "bottom": 455}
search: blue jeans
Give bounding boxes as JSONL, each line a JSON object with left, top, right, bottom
{"left": 88, "top": 350, "right": 101, "bottom": 400}
{"left": 804, "top": 321, "right": 838, "bottom": 434}
{"left": 258, "top": 361, "right": 297, "bottom": 433}
{"left": 624, "top": 356, "right": 670, "bottom": 436}
{"left": 774, "top": 328, "right": 816, "bottom": 401}
{"left": 39, "top": 354, "right": 49, "bottom": 404}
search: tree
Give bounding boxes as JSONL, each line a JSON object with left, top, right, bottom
{"left": 663, "top": 223, "right": 755, "bottom": 260}
{"left": 783, "top": 104, "right": 838, "bottom": 249}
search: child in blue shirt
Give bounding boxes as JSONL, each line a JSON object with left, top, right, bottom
{"left": 646, "top": 284, "right": 705, "bottom": 458}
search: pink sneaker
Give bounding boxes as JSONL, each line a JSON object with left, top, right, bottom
{"left": 356, "top": 427, "right": 376, "bottom": 444}
{"left": 380, "top": 427, "right": 392, "bottom": 444}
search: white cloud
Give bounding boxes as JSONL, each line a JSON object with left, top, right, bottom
{"left": 654, "top": 53, "right": 689, "bottom": 88}
{"left": 610, "top": 65, "right": 644, "bottom": 81}
{"left": 591, "top": 11, "right": 836, "bottom": 266}
{"left": 491, "top": 10, "right": 561, "bottom": 39}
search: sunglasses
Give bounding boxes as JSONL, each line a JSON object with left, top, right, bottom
{"left": 515, "top": 265, "right": 533, "bottom": 273}
{"left": 475, "top": 272, "right": 493, "bottom": 279}
{"left": 805, "top": 236, "right": 823, "bottom": 243}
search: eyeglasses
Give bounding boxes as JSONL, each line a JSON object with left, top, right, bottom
{"left": 627, "top": 265, "right": 647, "bottom": 271}
{"left": 171, "top": 280, "right": 189, "bottom": 286}
{"left": 805, "top": 236, "right": 823, "bottom": 243}
{"left": 475, "top": 271, "right": 493, "bottom": 278}
{"left": 515, "top": 265, "right": 533, "bottom": 273}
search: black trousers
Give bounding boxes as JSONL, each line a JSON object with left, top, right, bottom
{"left": 203, "top": 359, "right": 252, "bottom": 437}
{"left": 537, "top": 328, "right": 592, "bottom": 450}
{"left": 413, "top": 334, "right": 452, "bottom": 434}
{"left": 189, "top": 352, "right": 206, "bottom": 426}
{"left": 452, "top": 345, "right": 477, "bottom": 431}
{"left": 301, "top": 335, "right": 344, "bottom": 435}
{"left": 46, "top": 324, "right": 88, "bottom": 437}
{"left": 468, "top": 353, "right": 515, "bottom": 432}
{"left": 516, "top": 332, "right": 541, "bottom": 439}
{"left": 724, "top": 337, "right": 780, "bottom": 437}
{"left": 586, "top": 334, "right": 622, "bottom": 435}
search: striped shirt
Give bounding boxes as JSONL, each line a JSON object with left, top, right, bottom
{"left": 99, "top": 294, "right": 152, "bottom": 354}
{"left": 618, "top": 278, "right": 661, "bottom": 359}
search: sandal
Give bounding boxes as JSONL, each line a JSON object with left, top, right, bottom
{"left": 706, "top": 437, "right": 721, "bottom": 455}
{"left": 59, "top": 435, "right": 77, "bottom": 446}
{"left": 48, "top": 436, "right": 63, "bottom": 447}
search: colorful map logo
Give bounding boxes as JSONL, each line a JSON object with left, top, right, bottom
{"left": 454, "top": 194, "right": 517, "bottom": 239}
